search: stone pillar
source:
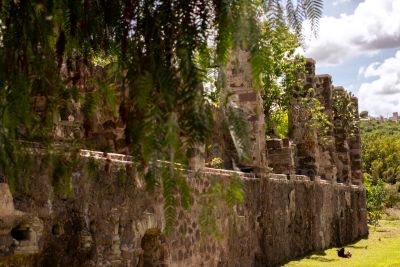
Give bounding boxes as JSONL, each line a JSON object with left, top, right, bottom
{"left": 289, "top": 58, "right": 320, "bottom": 179}
{"left": 348, "top": 97, "right": 363, "bottom": 185}
{"left": 226, "top": 50, "right": 267, "bottom": 172}
{"left": 314, "top": 75, "right": 337, "bottom": 182}
{"left": 333, "top": 87, "right": 352, "bottom": 184}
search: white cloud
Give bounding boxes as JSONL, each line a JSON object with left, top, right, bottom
{"left": 357, "top": 66, "right": 365, "bottom": 76}
{"left": 357, "top": 51, "right": 400, "bottom": 116}
{"left": 333, "top": 0, "right": 351, "bottom": 6}
{"left": 304, "top": 0, "right": 400, "bottom": 66}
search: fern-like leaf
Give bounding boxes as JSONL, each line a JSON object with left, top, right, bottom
{"left": 226, "top": 174, "right": 245, "bottom": 207}
{"left": 161, "top": 166, "right": 176, "bottom": 236}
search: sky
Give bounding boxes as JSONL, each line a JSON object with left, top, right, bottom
{"left": 301, "top": 0, "right": 400, "bottom": 117}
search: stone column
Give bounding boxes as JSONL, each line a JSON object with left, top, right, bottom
{"left": 314, "top": 75, "right": 337, "bottom": 182}
{"left": 289, "top": 58, "right": 320, "bottom": 179}
{"left": 348, "top": 97, "right": 363, "bottom": 185}
{"left": 226, "top": 50, "right": 267, "bottom": 173}
{"left": 333, "top": 87, "right": 352, "bottom": 184}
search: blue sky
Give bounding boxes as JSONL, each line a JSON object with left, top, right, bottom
{"left": 302, "top": 0, "right": 400, "bottom": 116}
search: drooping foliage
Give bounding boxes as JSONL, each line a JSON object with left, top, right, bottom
{"left": 0, "top": 0, "right": 323, "bottom": 234}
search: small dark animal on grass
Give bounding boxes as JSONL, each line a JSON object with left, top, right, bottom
{"left": 337, "top": 247, "right": 352, "bottom": 258}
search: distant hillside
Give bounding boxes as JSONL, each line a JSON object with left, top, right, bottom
{"left": 361, "top": 119, "right": 400, "bottom": 136}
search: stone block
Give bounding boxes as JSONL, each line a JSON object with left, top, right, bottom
{"left": 0, "top": 183, "right": 14, "bottom": 215}
{"left": 269, "top": 174, "right": 287, "bottom": 180}
{"left": 266, "top": 139, "right": 283, "bottom": 150}
{"left": 238, "top": 92, "right": 257, "bottom": 102}
{"left": 282, "top": 138, "right": 290, "bottom": 147}
{"left": 290, "top": 175, "right": 310, "bottom": 181}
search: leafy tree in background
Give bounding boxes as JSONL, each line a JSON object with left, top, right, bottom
{"left": 364, "top": 173, "right": 388, "bottom": 227}
{"left": 361, "top": 120, "right": 400, "bottom": 184}
{"left": 361, "top": 119, "right": 400, "bottom": 224}
{"left": 0, "top": 0, "right": 323, "bottom": 234}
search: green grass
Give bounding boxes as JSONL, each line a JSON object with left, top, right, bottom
{"left": 283, "top": 219, "right": 400, "bottom": 267}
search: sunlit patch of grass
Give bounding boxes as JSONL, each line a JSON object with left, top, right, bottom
{"left": 283, "top": 218, "right": 400, "bottom": 267}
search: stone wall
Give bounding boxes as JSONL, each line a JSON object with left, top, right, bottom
{"left": 0, "top": 153, "right": 368, "bottom": 267}
{"left": 0, "top": 55, "right": 368, "bottom": 266}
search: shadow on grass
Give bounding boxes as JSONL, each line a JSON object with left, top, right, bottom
{"left": 347, "top": 245, "right": 367, "bottom": 249}
{"left": 376, "top": 229, "right": 391, "bottom": 232}
{"left": 281, "top": 236, "right": 370, "bottom": 266}
{"left": 307, "top": 256, "right": 338, "bottom": 263}
{"left": 280, "top": 250, "right": 332, "bottom": 266}
{"left": 313, "top": 251, "right": 327, "bottom": 256}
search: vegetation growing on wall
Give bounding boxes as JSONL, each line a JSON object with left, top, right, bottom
{"left": 251, "top": 22, "right": 302, "bottom": 138}
{"left": 199, "top": 174, "right": 244, "bottom": 238}
{"left": 333, "top": 90, "right": 358, "bottom": 137}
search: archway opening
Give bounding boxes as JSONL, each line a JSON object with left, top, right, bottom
{"left": 140, "top": 228, "right": 167, "bottom": 267}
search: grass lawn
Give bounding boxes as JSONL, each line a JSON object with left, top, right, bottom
{"left": 283, "top": 212, "right": 400, "bottom": 267}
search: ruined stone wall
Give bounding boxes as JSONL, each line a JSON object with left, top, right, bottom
{"left": 284, "top": 59, "right": 361, "bottom": 186}
{"left": 0, "top": 154, "right": 368, "bottom": 267}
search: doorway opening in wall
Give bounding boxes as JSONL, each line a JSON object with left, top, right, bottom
{"left": 10, "top": 223, "right": 30, "bottom": 241}
{"left": 138, "top": 228, "right": 168, "bottom": 267}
